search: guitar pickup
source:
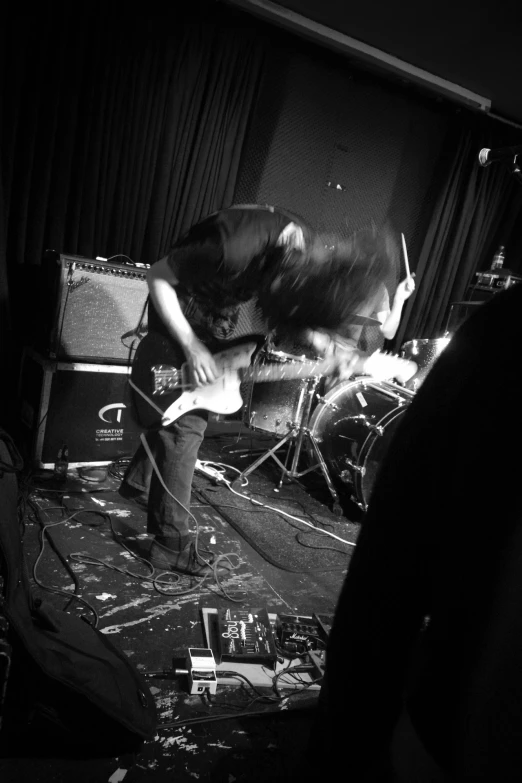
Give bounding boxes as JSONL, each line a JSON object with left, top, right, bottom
{"left": 151, "top": 364, "right": 180, "bottom": 394}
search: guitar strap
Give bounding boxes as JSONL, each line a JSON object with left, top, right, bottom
{"left": 227, "top": 203, "right": 313, "bottom": 231}
{"left": 128, "top": 378, "right": 165, "bottom": 418}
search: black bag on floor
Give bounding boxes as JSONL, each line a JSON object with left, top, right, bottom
{"left": 0, "top": 427, "right": 157, "bottom": 757}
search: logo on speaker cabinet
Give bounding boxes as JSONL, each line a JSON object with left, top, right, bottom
{"left": 68, "top": 275, "right": 90, "bottom": 292}
{"left": 98, "top": 403, "right": 126, "bottom": 424}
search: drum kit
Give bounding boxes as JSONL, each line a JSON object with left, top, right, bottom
{"left": 239, "top": 330, "right": 452, "bottom": 514}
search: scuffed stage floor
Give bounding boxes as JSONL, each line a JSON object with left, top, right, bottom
{"left": 1, "top": 430, "right": 360, "bottom": 782}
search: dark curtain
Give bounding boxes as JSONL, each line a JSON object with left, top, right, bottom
{"left": 0, "top": 167, "right": 9, "bottom": 338}
{"left": 0, "top": 3, "right": 266, "bottom": 418}
{"left": 395, "top": 116, "right": 522, "bottom": 346}
{"left": 1, "top": 8, "right": 265, "bottom": 266}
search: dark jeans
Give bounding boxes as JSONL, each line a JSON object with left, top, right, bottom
{"left": 124, "top": 410, "right": 208, "bottom": 550}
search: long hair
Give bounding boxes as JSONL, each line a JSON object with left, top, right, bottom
{"left": 257, "top": 227, "right": 398, "bottom": 333}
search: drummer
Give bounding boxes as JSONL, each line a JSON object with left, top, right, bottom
{"left": 352, "top": 273, "right": 416, "bottom": 355}
{"left": 313, "top": 271, "right": 416, "bottom": 392}
{"left": 341, "top": 224, "right": 415, "bottom": 357}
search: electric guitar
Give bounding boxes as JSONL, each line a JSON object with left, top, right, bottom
{"left": 129, "top": 332, "right": 418, "bottom": 428}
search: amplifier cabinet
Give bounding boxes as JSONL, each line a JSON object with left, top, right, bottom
{"left": 48, "top": 254, "right": 149, "bottom": 365}
{"left": 474, "top": 271, "right": 522, "bottom": 292}
{"left": 19, "top": 349, "right": 143, "bottom": 468}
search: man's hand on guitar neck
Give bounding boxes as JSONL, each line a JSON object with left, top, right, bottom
{"left": 363, "top": 351, "right": 418, "bottom": 383}
{"left": 306, "top": 329, "right": 418, "bottom": 387}
{"left": 183, "top": 336, "right": 219, "bottom": 387}
{"left": 332, "top": 347, "right": 366, "bottom": 381}
{"left": 305, "top": 329, "right": 367, "bottom": 381}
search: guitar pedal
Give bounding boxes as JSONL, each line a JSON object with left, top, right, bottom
{"left": 187, "top": 647, "right": 217, "bottom": 695}
{"left": 276, "top": 614, "right": 323, "bottom": 656}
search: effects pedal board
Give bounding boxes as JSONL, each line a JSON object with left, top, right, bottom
{"left": 216, "top": 607, "right": 277, "bottom": 668}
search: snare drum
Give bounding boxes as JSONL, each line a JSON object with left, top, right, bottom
{"left": 401, "top": 336, "right": 451, "bottom": 391}
{"left": 308, "top": 377, "right": 414, "bottom": 509}
{"left": 243, "top": 348, "right": 319, "bottom": 435}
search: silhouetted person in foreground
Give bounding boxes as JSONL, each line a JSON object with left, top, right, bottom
{"left": 310, "top": 281, "right": 522, "bottom": 782}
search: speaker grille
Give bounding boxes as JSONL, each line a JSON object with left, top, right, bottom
{"left": 51, "top": 256, "right": 149, "bottom": 364}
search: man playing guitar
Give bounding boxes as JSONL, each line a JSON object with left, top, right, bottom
{"left": 121, "top": 205, "right": 416, "bottom": 576}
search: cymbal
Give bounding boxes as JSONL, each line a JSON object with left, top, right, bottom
{"left": 344, "top": 314, "right": 382, "bottom": 326}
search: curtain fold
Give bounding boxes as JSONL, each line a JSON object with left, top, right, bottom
{"left": 0, "top": 5, "right": 266, "bottom": 422}
{"left": 1, "top": 11, "right": 265, "bottom": 272}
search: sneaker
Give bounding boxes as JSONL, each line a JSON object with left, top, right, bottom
{"left": 149, "top": 539, "right": 232, "bottom": 577}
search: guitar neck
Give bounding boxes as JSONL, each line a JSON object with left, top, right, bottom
{"left": 149, "top": 345, "right": 418, "bottom": 397}
{"left": 246, "top": 358, "right": 333, "bottom": 383}
{"left": 246, "top": 350, "right": 417, "bottom": 384}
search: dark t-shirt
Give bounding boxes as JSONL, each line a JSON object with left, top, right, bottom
{"left": 148, "top": 205, "right": 311, "bottom": 342}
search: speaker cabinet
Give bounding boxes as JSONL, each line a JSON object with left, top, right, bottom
{"left": 19, "top": 349, "right": 142, "bottom": 467}
{"left": 47, "top": 254, "right": 149, "bottom": 365}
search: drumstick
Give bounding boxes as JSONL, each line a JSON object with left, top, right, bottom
{"left": 401, "top": 233, "right": 412, "bottom": 280}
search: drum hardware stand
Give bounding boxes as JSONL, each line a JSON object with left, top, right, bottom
{"left": 237, "top": 376, "right": 344, "bottom": 516}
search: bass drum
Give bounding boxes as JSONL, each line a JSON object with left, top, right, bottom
{"left": 308, "top": 378, "right": 414, "bottom": 510}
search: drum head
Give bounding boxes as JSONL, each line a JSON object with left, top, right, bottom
{"left": 308, "top": 378, "right": 411, "bottom": 508}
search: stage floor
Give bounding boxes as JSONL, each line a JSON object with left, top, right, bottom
{"left": 1, "top": 429, "right": 360, "bottom": 782}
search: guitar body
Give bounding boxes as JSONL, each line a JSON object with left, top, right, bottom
{"left": 129, "top": 331, "right": 262, "bottom": 428}
{"left": 129, "top": 331, "right": 418, "bottom": 429}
